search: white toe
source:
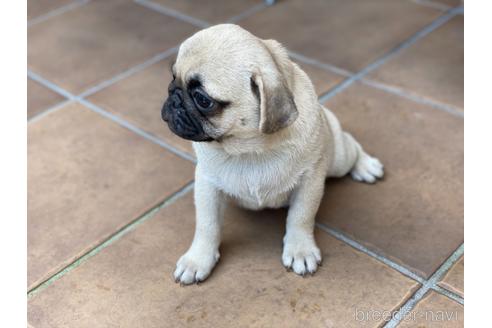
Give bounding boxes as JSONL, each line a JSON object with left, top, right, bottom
{"left": 305, "top": 254, "right": 318, "bottom": 273}
{"left": 282, "top": 253, "right": 294, "bottom": 268}
{"left": 282, "top": 233, "right": 322, "bottom": 276}
{"left": 179, "top": 269, "right": 196, "bottom": 285}
{"left": 173, "top": 265, "right": 185, "bottom": 282}
{"left": 292, "top": 257, "right": 307, "bottom": 275}
{"left": 350, "top": 154, "right": 384, "bottom": 184}
{"left": 173, "top": 248, "right": 219, "bottom": 285}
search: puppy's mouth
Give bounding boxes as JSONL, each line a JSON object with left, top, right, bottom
{"left": 161, "top": 102, "right": 214, "bottom": 142}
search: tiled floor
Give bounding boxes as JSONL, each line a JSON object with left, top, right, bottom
{"left": 27, "top": 0, "right": 464, "bottom": 327}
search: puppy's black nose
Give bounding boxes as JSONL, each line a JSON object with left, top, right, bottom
{"left": 171, "top": 88, "right": 184, "bottom": 109}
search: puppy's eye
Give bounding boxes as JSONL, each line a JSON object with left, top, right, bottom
{"left": 192, "top": 89, "right": 213, "bottom": 110}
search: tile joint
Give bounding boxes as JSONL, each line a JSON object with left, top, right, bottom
{"left": 290, "top": 52, "right": 463, "bottom": 117}
{"left": 29, "top": 1, "right": 462, "bottom": 128}
{"left": 134, "top": 0, "right": 210, "bottom": 28}
{"left": 359, "top": 78, "right": 464, "bottom": 118}
{"left": 27, "top": 0, "right": 268, "bottom": 158}
{"left": 411, "top": 0, "right": 452, "bottom": 11}
{"left": 27, "top": 181, "right": 195, "bottom": 299}
{"left": 316, "top": 222, "right": 427, "bottom": 284}
{"left": 27, "top": 0, "right": 91, "bottom": 27}
{"left": 27, "top": 69, "right": 196, "bottom": 164}
{"left": 134, "top": 0, "right": 268, "bottom": 28}
{"left": 78, "top": 46, "right": 179, "bottom": 98}
{"left": 227, "top": 3, "right": 269, "bottom": 24}
{"left": 28, "top": 99, "right": 74, "bottom": 124}
{"left": 318, "top": 6, "right": 462, "bottom": 106}
{"left": 316, "top": 221, "right": 465, "bottom": 311}
{"left": 432, "top": 284, "right": 464, "bottom": 305}
{"left": 383, "top": 243, "right": 464, "bottom": 327}
{"left": 27, "top": 2, "right": 464, "bottom": 309}
{"left": 137, "top": 0, "right": 463, "bottom": 118}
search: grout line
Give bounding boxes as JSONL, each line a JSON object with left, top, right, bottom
{"left": 27, "top": 69, "right": 196, "bottom": 164}
{"left": 134, "top": 0, "right": 210, "bottom": 28}
{"left": 316, "top": 222, "right": 465, "bottom": 310}
{"left": 27, "top": 182, "right": 195, "bottom": 299}
{"left": 27, "top": 71, "right": 75, "bottom": 100}
{"left": 28, "top": 0, "right": 462, "bottom": 129}
{"left": 79, "top": 98, "right": 197, "bottom": 163}
{"left": 360, "top": 78, "right": 464, "bottom": 118}
{"left": 317, "top": 74, "right": 356, "bottom": 104}
{"left": 79, "top": 46, "right": 179, "bottom": 98}
{"left": 28, "top": 0, "right": 267, "bottom": 125}
{"left": 26, "top": 0, "right": 268, "bottom": 151}
{"left": 288, "top": 51, "right": 464, "bottom": 119}
{"left": 288, "top": 51, "right": 353, "bottom": 77}
{"left": 227, "top": 3, "right": 268, "bottom": 23}
{"left": 78, "top": 0, "right": 268, "bottom": 98}
{"left": 27, "top": 0, "right": 90, "bottom": 27}
{"left": 411, "top": 0, "right": 451, "bottom": 11}
{"left": 25, "top": 0, "right": 465, "bottom": 310}
{"left": 432, "top": 285, "right": 464, "bottom": 305}
{"left": 315, "top": 222, "right": 426, "bottom": 284}
{"left": 131, "top": 0, "right": 462, "bottom": 121}
{"left": 135, "top": 0, "right": 269, "bottom": 27}
{"left": 318, "top": 6, "right": 461, "bottom": 104}
{"left": 422, "top": 244, "right": 464, "bottom": 289}
{"left": 28, "top": 0, "right": 463, "bottom": 126}
{"left": 383, "top": 243, "right": 464, "bottom": 327}
{"left": 28, "top": 99, "right": 74, "bottom": 124}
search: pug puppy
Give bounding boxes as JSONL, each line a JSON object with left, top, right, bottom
{"left": 162, "top": 24, "right": 383, "bottom": 285}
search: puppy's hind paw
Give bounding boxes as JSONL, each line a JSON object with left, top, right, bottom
{"left": 350, "top": 154, "right": 384, "bottom": 184}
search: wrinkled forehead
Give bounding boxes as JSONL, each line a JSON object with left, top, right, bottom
{"left": 172, "top": 28, "right": 270, "bottom": 99}
{"left": 173, "top": 50, "right": 249, "bottom": 101}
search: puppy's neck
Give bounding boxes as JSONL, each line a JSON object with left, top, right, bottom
{"left": 202, "top": 127, "right": 299, "bottom": 157}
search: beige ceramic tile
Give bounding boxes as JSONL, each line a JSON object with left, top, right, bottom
{"left": 239, "top": 0, "right": 441, "bottom": 71}
{"left": 28, "top": 193, "right": 418, "bottom": 328}
{"left": 432, "top": 0, "right": 462, "bottom": 7}
{"left": 369, "top": 17, "right": 464, "bottom": 110}
{"left": 88, "top": 57, "right": 194, "bottom": 156}
{"left": 28, "top": 0, "right": 197, "bottom": 94}
{"left": 438, "top": 256, "right": 464, "bottom": 297}
{"left": 318, "top": 82, "right": 463, "bottom": 278}
{"left": 297, "top": 62, "right": 345, "bottom": 96}
{"left": 28, "top": 0, "right": 74, "bottom": 20}
{"left": 28, "top": 103, "right": 194, "bottom": 289}
{"left": 27, "top": 78, "right": 65, "bottom": 119}
{"left": 151, "top": 0, "right": 264, "bottom": 23}
{"left": 398, "top": 291, "right": 463, "bottom": 327}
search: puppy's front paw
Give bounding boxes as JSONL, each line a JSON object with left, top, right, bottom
{"left": 282, "top": 233, "right": 322, "bottom": 276}
{"left": 174, "top": 248, "right": 220, "bottom": 285}
{"left": 350, "top": 154, "right": 384, "bottom": 184}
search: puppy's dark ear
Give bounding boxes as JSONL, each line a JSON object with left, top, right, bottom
{"left": 252, "top": 39, "right": 298, "bottom": 134}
